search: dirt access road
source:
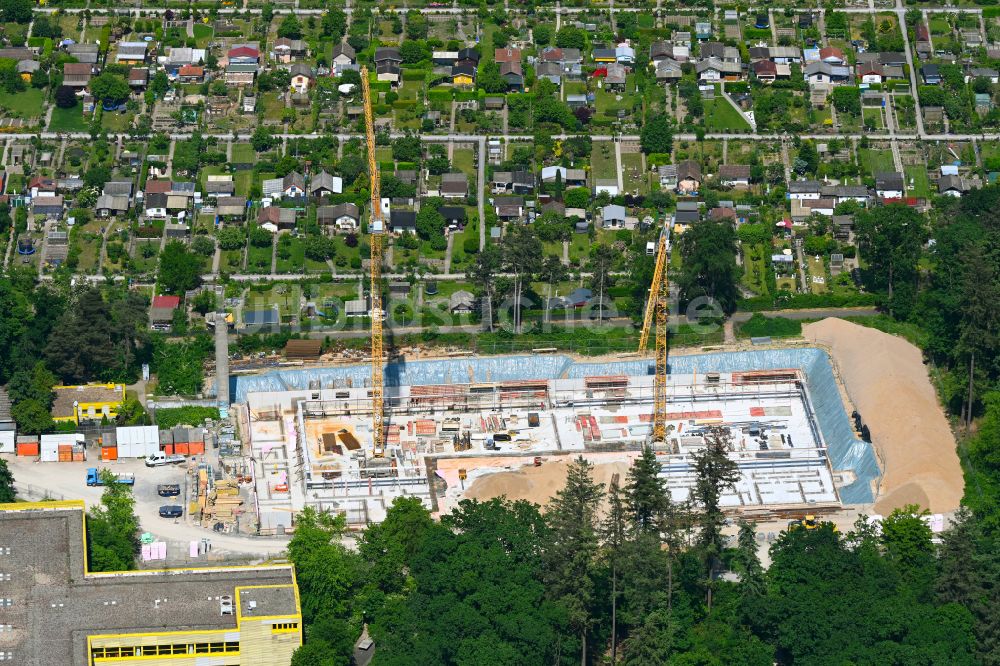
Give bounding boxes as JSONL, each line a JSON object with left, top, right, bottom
{"left": 7, "top": 456, "right": 290, "bottom": 557}
{"left": 804, "top": 318, "right": 964, "bottom": 514}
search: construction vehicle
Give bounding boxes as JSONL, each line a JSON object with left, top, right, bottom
{"left": 360, "top": 65, "right": 386, "bottom": 458}
{"left": 638, "top": 228, "right": 671, "bottom": 443}
{"left": 788, "top": 515, "right": 820, "bottom": 530}
{"left": 86, "top": 468, "right": 135, "bottom": 487}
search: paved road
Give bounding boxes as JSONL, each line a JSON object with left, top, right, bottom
{"left": 9, "top": 457, "right": 291, "bottom": 557}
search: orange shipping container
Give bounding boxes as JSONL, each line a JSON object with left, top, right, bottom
{"left": 16, "top": 442, "right": 39, "bottom": 456}
{"left": 101, "top": 446, "right": 118, "bottom": 461}
{"left": 58, "top": 452, "right": 72, "bottom": 462}
{"left": 174, "top": 442, "right": 189, "bottom": 455}
{"left": 162, "top": 444, "right": 174, "bottom": 455}
{"left": 58, "top": 444, "right": 73, "bottom": 453}
{"left": 188, "top": 441, "right": 204, "bottom": 456}
{"left": 72, "top": 452, "right": 85, "bottom": 462}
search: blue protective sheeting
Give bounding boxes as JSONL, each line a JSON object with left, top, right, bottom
{"left": 232, "top": 348, "right": 879, "bottom": 503}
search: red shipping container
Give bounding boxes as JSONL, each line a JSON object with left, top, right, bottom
{"left": 162, "top": 444, "right": 174, "bottom": 455}
{"left": 188, "top": 441, "right": 204, "bottom": 456}
{"left": 174, "top": 442, "right": 190, "bottom": 455}
{"left": 101, "top": 446, "right": 118, "bottom": 461}
{"left": 16, "top": 442, "right": 39, "bottom": 456}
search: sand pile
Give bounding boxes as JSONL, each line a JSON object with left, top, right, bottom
{"left": 465, "top": 458, "right": 633, "bottom": 510}
{"left": 803, "top": 318, "right": 963, "bottom": 514}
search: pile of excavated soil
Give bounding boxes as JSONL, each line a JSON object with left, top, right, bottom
{"left": 465, "top": 458, "right": 634, "bottom": 510}
{"left": 803, "top": 318, "right": 963, "bottom": 514}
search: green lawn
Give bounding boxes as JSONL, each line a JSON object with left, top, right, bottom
{"left": 232, "top": 143, "right": 255, "bottom": 163}
{"left": 220, "top": 249, "right": 244, "bottom": 271}
{"left": 275, "top": 235, "right": 306, "bottom": 274}
{"left": 807, "top": 256, "right": 828, "bottom": 294}
{"left": 861, "top": 107, "right": 884, "bottom": 130}
{"left": 101, "top": 110, "right": 133, "bottom": 132}
{"left": 48, "top": 105, "right": 90, "bottom": 132}
{"left": 234, "top": 171, "right": 252, "bottom": 196}
{"left": 452, "top": 148, "right": 475, "bottom": 179}
{"left": 131, "top": 241, "right": 160, "bottom": 273}
{"left": 905, "top": 165, "right": 931, "bottom": 198}
{"left": 398, "top": 80, "right": 421, "bottom": 101}
{"left": 246, "top": 243, "right": 273, "bottom": 273}
{"left": 564, "top": 81, "right": 588, "bottom": 98}
{"left": 595, "top": 77, "right": 638, "bottom": 118}
{"left": 858, "top": 149, "right": 895, "bottom": 175}
{"left": 192, "top": 23, "right": 214, "bottom": 47}
{"left": 591, "top": 142, "right": 617, "bottom": 182}
{"left": 621, "top": 152, "right": 647, "bottom": 195}
{"left": 704, "top": 97, "right": 751, "bottom": 132}
{"left": 0, "top": 87, "right": 45, "bottom": 118}
{"left": 448, "top": 218, "right": 480, "bottom": 270}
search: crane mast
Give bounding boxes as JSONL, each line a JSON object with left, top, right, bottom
{"left": 638, "top": 231, "right": 669, "bottom": 442}
{"left": 361, "top": 66, "right": 385, "bottom": 456}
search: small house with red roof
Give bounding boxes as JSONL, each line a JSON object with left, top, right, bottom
{"left": 150, "top": 295, "right": 182, "bottom": 330}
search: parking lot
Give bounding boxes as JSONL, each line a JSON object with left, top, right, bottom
{"left": 5, "top": 456, "right": 290, "bottom": 557}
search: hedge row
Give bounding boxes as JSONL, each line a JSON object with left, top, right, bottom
{"left": 739, "top": 291, "right": 877, "bottom": 312}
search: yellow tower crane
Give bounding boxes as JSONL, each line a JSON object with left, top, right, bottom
{"left": 361, "top": 66, "right": 386, "bottom": 457}
{"left": 638, "top": 230, "right": 670, "bottom": 443}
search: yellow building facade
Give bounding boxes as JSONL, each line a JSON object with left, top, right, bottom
{"left": 0, "top": 502, "right": 303, "bottom": 666}
{"left": 52, "top": 383, "right": 126, "bottom": 424}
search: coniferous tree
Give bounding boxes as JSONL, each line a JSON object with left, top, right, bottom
{"left": 543, "top": 456, "right": 604, "bottom": 665}
{"left": 691, "top": 427, "right": 740, "bottom": 609}
{"left": 601, "top": 475, "right": 628, "bottom": 664}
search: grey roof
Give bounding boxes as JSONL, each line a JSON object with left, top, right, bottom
{"left": 332, "top": 42, "right": 356, "bottom": 61}
{"left": 96, "top": 194, "right": 129, "bottom": 211}
{"left": 374, "top": 47, "right": 402, "bottom": 63}
{"left": 321, "top": 202, "right": 359, "bottom": 221}
{"left": 677, "top": 159, "right": 702, "bottom": 181}
{"left": 244, "top": 309, "right": 280, "bottom": 325}
{"left": 0, "top": 504, "right": 298, "bottom": 666}
{"left": 822, "top": 185, "right": 870, "bottom": 198}
{"left": 787, "top": 180, "right": 822, "bottom": 193}
{"left": 216, "top": 196, "right": 247, "bottom": 210}
{"left": 939, "top": 174, "right": 968, "bottom": 193}
{"left": 289, "top": 62, "right": 313, "bottom": 78}
{"left": 390, "top": 210, "right": 416, "bottom": 230}
{"left": 696, "top": 57, "right": 741, "bottom": 74}
{"left": 204, "top": 179, "right": 235, "bottom": 193}
{"left": 875, "top": 172, "right": 905, "bottom": 190}
{"left": 283, "top": 171, "right": 305, "bottom": 191}
{"left": 718, "top": 164, "right": 751, "bottom": 180}
{"left": 602, "top": 204, "right": 626, "bottom": 220}
{"left": 103, "top": 181, "right": 133, "bottom": 197}
{"left": 310, "top": 170, "right": 337, "bottom": 194}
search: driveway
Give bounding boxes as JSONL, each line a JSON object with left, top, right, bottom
{"left": 7, "top": 456, "right": 290, "bottom": 557}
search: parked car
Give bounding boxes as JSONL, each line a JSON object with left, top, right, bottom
{"left": 157, "top": 484, "right": 181, "bottom": 497}
{"left": 145, "top": 452, "right": 186, "bottom": 467}
{"left": 158, "top": 505, "right": 183, "bottom": 518}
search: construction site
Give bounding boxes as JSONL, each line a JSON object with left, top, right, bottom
{"left": 235, "top": 348, "right": 878, "bottom": 531}
{"left": 225, "top": 74, "right": 879, "bottom": 533}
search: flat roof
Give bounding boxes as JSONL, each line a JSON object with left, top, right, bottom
{"left": 52, "top": 384, "right": 122, "bottom": 417}
{"left": 0, "top": 503, "right": 298, "bottom": 666}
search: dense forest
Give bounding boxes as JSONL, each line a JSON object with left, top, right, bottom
{"left": 287, "top": 442, "right": 998, "bottom": 666}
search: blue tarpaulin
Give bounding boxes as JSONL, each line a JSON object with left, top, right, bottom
{"left": 232, "top": 348, "right": 879, "bottom": 503}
